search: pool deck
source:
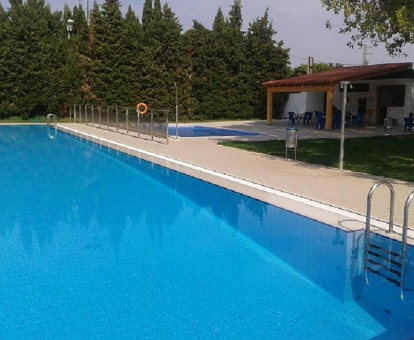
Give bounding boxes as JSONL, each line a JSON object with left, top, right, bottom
{"left": 58, "top": 121, "right": 414, "bottom": 242}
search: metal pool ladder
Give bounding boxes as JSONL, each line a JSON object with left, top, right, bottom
{"left": 365, "top": 180, "right": 414, "bottom": 298}
{"left": 46, "top": 114, "right": 58, "bottom": 139}
{"left": 46, "top": 114, "right": 57, "bottom": 128}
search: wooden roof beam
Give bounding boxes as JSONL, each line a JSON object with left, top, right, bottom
{"left": 267, "top": 85, "right": 336, "bottom": 93}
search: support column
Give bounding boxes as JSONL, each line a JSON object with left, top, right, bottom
{"left": 325, "top": 90, "right": 334, "bottom": 130}
{"left": 267, "top": 89, "right": 273, "bottom": 125}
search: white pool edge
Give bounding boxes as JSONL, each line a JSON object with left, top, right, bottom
{"left": 57, "top": 124, "right": 409, "bottom": 237}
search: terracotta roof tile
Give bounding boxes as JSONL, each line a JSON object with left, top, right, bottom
{"left": 264, "top": 62, "right": 413, "bottom": 88}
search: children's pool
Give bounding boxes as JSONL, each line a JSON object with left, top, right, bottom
{"left": 0, "top": 125, "right": 413, "bottom": 340}
{"left": 168, "top": 125, "right": 261, "bottom": 137}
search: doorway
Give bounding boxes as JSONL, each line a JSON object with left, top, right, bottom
{"left": 376, "top": 85, "right": 406, "bottom": 124}
{"left": 358, "top": 98, "right": 367, "bottom": 114}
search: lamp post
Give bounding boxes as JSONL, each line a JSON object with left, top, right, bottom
{"left": 66, "top": 19, "right": 74, "bottom": 39}
{"left": 339, "top": 81, "right": 351, "bottom": 171}
{"left": 66, "top": 19, "right": 75, "bottom": 121}
{"left": 174, "top": 82, "right": 178, "bottom": 139}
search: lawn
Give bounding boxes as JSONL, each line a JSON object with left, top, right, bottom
{"left": 220, "top": 135, "right": 414, "bottom": 182}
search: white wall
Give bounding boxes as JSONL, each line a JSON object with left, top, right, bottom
{"left": 285, "top": 77, "right": 414, "bottom": 123}
{"left": 333, "top": 78, "right": 414, "bottom": 123}
{"left": 284, "top": 92, "right": 325, "bottom": 118}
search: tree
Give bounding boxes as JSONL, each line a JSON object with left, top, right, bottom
{"left": 1, "top": 0, "right": 68, "bottom": 117}
{"left": 0, "top": 2, "right": 8, "bottom": 116}
{"left": 142, "top": 0, "right": 153, "bottom": 30}
{"left": 89, "top": 0, "right": 130, "bottom": 105}
{"left": 140, "top": 1, "right": 184, "bottom": 110}
{"left": 245, "top": 9, "right": 290, "bottom": 118}
{"left": 290, "top": 62, "right": 342, "bottom": 77}
{"left": 322, "top": 0, "right": 414, "bottom": 55}
{"left": 124, "top": 5, "right": 144, "bottom": 103}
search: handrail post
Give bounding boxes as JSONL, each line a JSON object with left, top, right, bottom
{"left": 126, "top": 108, "right": 129, "bottom": 135}
{"left": 400, "top": 191, "right": 414, "bottom": 297}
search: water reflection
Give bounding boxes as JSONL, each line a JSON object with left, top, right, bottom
{"left": 0, "top": 126, "right": 413, "bottom": 338}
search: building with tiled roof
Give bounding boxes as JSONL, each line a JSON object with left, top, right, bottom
{"left": 264, "top": 63, "right": 414, "bottom": 129}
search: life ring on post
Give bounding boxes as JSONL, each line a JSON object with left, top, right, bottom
{"left": 136, "top": 102, "right": 148, "bottom": 115}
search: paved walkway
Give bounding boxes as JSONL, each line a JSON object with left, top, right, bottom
{"left": 59, "top": 122, "right": 414, "bottom": 238}
{"left": 180, "top": 119, "right": 409, "bottom": 141}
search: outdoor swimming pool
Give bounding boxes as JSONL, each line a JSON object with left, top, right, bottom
{"left": 168, "top": 125, "right": 261, "bottom": 137}
{"left": 0, "top": 125, "right": 413, "bottom": 339}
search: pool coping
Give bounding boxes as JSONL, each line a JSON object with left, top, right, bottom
{"left": 56, "top": 124, "right": 414, "bottom": 244}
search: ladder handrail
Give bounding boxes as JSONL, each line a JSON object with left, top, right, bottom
{"left": 366, "top": 180, "right": 395, "bottom": 237}
{"left": 46, "top": 114, "right": 57, "bottom": 128}
{"left": 400, "top": 191, "right": 414, "bottom": 296}
{"left": 365, "top": 181, "right": 395, "bottom": 285}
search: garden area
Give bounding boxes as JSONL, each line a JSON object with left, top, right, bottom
{"left": 220, "top": 135, "right": 414, "bottom": 182}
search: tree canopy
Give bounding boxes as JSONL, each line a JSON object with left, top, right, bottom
{"left": 290, "top": 62, "right": 342, "bottom": 77}
{"left": 322, "top": 0, "right": 414, "bottom": 55}
{"left": 0, "top": 0, "right": 290, "bottom": 120}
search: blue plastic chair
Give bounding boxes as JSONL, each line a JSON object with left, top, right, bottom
{"left": 332, "top": 112, "right": 341, "bottom": 129}
{"left": 288, "top": 112, "right": 296, "bottom": 125}
{"left": 404, "top": 117, "right": 413, "bottom": 132}
{"left": 303, "top": 112, "right": 313, "bottom": 125}
{"left": 355, "top": 112, "right": 365, "bottom": 127}
{"left": 315, "top": 111, "right": 325, "bottom": 129}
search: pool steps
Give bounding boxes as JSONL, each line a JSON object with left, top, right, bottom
{"left": 365, "top": 181, "right": 414, "bottom": 298}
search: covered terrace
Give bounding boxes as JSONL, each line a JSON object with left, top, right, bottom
{"left": 264, "top": 62, "right": 413, "bottom": 130}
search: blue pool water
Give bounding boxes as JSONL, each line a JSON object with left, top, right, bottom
{"left": 0, "top": 125, "right": 413, "bottom": 339}
{"left": 168, "top": 125, "right": 261, "bottom": 137}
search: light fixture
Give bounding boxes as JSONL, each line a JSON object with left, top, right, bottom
{"left": 66, "top": 19, "right": 74, "bottom": 39}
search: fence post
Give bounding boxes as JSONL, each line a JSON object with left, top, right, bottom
{"left": 99, "top": 106, "right": 101, "bottom": 128}
{"left": 116, "top": 107, "right": 119, "bottom": 132}
{"left": 107, "top": 106, "right": 109, "bottom": 130}
{"left": 74, "top": 104, "right": 77, "bottom": 123}
{"left": 92, "top": 105, "right": 94, "bottom": 126}
{"left": 151, "top": 110, "right": 154, "bottom": 141}
{"left": 166, "top": 110, "right": 169, "bottom": 145}
{"left": 85, "top": 105, "right": 88, "bottom": 125}
{"left": 137, "top": 109, "right": 140, "bottom": 138}
{"left": 126, "top": 108, "right": 129, "bottom": 135}
{"left": 79, "top": 104, "right": 82, "bottom": 124}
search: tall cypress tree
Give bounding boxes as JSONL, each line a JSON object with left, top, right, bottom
{"left": 2, "top": 0, "right": 67, "bottom": 117}
{"left": 124, "top": 5, "right": 144, "bottom": 104}
{"left": 0, "top": 3, "right": 8, "bottom": 116}
{"left": 89, "top": 0, "right": 130, "bottom": 105}
{"left": 140, "top": 1, "right": 183, "bottom": 111}
{"left": 246, "top": 9, "right": 289, "bottom": 117}
{"left": 228, "top": 0, "right": 242, "bottom": 31}
{"left": 142, "top": 0, "right": 153, "bottom": 30}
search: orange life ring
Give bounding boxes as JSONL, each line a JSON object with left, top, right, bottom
{"left": 136, "top": 102, "right": 148, "bottom": 115}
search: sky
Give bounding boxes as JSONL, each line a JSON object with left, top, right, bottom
{"left": 2, "top": 0, "right": 414, "bottom": 67}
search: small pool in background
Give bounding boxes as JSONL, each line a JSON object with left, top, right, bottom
{"left": 0, "top": 125, "right": 413, "bottom": 340}
{"left": 168, "top": 125, "right": 261, "bottom": 137}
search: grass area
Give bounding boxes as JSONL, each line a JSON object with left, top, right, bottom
{"left": 0, "top": 116, "right": 73, "bottom": 123}
{"left": 220, "top": 135, "right": 414, "bottom": 182}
